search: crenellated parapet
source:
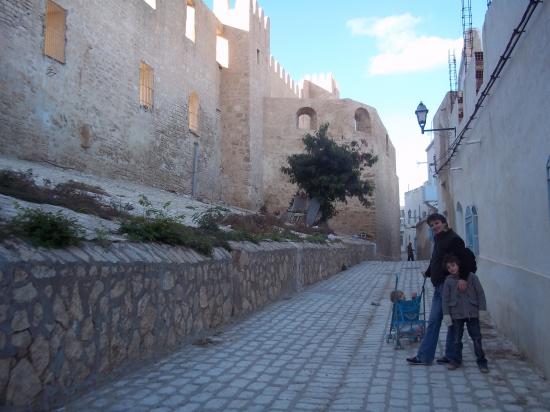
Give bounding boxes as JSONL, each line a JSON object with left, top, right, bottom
{"left": 213, "top": 0, "right": 269, "bottom": 32}
{"left": 301, "top": 72, "right": 340, "bottom": 99}
{"left": 269, "top": 56, "right": 301, "bottom": 98}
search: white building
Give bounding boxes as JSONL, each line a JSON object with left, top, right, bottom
{"left": 429, "top": 0, "right": 550, "bottom": 377}
{"left": 402, "top": 138, "right": 438, "bottom": 259}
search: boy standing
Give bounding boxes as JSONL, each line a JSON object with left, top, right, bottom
{"left": 442, "top": 255, "right": 489, "bottom": 373}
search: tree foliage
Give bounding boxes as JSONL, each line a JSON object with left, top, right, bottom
{"left": 281, "top": 123, "right": 378, "bottom": 221}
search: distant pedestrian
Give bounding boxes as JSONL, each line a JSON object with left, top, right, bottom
{"left": 406, "top": 213, "right": 469, "bottom": 366}
{"left": 442, "top": 254, "right": 489, "bottom": 373}
{"left": 407, "top": 242, "right": 415, "bottom": 261}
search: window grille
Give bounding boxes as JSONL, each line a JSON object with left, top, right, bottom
{"left": 139, "top": 61, "right": 154, "bottom": 110}
{"left": 474, "top": 51, "right": 484, "bottom": 64}
{"left": 189, "top": 92, "right": 199, "bottom": 132}
{"left": 44, "top": 1, "right": 66, "bottom": 63}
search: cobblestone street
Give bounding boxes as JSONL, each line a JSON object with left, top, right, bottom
{"left": 64, "top": 261, "right": 550, "bottom": 412}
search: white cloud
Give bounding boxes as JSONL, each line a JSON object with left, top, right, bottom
{"left": 346, "top": 14, "right": 462, "bottom": 76}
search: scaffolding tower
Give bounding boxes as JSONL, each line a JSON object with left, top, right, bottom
{"left": 462, "top": 0, "right": 473, "bottom": 70}
{"left": 448, "top": 50, "right": 458, "bottom": 93}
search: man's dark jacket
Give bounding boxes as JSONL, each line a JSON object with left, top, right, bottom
{"left": 425, "top": 229, "right": 468, "bottom": 286}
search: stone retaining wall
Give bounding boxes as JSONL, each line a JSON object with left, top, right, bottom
{"left": 0, "top": 239, "right": 375, "bottom": 410}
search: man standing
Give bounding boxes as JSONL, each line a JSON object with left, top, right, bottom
{"left": 407, "top": 241, "right": 415, "bottom": 261}
{"left": 406, "top": 213, "right": 468, "bottom": 365}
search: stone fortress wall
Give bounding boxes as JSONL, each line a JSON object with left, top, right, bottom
{"left": 0, "top": 0, "right": 224, "bottom": 199}
{"left": 0, "top": 0, "right": 400, "bottom": 258}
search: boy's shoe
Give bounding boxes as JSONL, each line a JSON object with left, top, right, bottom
{"left": 446, "top": 362, "right": 460, "bottom": 370}
{"left": 479, "top": 365, "right": 489, "bottom": 374}
{"left": 406, "top": 356, "right": 429, "bottom": 366}
{"left": 436, "top": 356, "right": 451, "bottom": 364}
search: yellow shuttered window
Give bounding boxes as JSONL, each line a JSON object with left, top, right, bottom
{"left": 188, "top": 92, "right": 199, "bottom": 132}
{"left": 139, "top": 61, "right": 154, "bottom": 110}
{"left": 44, "top": 1, "right": 67, "bottom": 63}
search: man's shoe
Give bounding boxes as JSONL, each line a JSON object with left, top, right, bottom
{"left": 406, "top": 356, "right": 429, "bottom": 366}
{"left": 446, "top": 362, "right": 460, "bottom": 370}
{"left": 436, "top": 357, "right": 451, "bottom": 364}
{"left": 479, "top": 365, "right": 489, "bottom": 374}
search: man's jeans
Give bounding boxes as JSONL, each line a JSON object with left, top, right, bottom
{"left": 451, "top": 317, "right": 487, "bottom": 367}
{"left": 416, "top": 283, "right": 455, "bottom": 363}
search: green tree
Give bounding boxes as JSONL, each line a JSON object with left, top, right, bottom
{"left": 281, "top": 123, "right": 378, "bottom": 221}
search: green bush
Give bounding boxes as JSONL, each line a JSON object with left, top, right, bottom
{"left": 192, "top": 207, "right": 227, "bottom": 231}
{"left": 281, "top": 123, "right": 378, "bottom": 221}
{"left": 304, "top": 233, "right": 328, "bottom": 244}
{"left": 119, "top": 215, "right": 215, "bottom": 256}
{"left": 119, "top": 195, "right": 329, "bottom": 255}
{"left": 8, "top": 207, "right": 84, "bottom": 248}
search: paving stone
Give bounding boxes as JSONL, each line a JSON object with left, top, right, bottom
{"left": 62, "top": 261, "right": 550, "bottom": 412}
{"left": 203, "top": 398, "right": 227, "bottom": 409}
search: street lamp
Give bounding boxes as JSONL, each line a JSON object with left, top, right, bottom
{"left": 415, "top": 101, "right": 456, "bottom": 138}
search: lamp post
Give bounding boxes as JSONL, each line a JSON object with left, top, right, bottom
{"left": 415, "top": 101, "right": 456, "bottom": 138}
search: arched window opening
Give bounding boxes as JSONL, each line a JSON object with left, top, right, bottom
{"left": 186, "top": 0, "right": 196, "bottom": 42}
{"left": 354, "top": 108, "right": 371, "bottom": 133}
{"left": 188, "top": 92, "right": 199, "bottom": 133}
{"left": 296, "top": 107, "right": 317, "bottom": 130}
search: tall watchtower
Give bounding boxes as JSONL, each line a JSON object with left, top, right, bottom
{"left": 214, "top": 0, "right": 271, "bottom": 209}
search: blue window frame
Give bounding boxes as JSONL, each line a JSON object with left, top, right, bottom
{"left": 465, "top": 206, "right": 479, "bottom": 255}
{"left": 471, "top": 206, "right": 479, "bottom": 255}
{"left": 465, "top": 206, "right": 473, "bottom": 250}
{"left": 547, "top": 156, "right": 550, "bottom": 218}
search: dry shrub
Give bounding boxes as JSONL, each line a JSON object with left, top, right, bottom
{"left": 222, "top": 213, "right": 333, "bottom": 236}
{"left": 0, "top": 169, "right": 126, "bottom": 220}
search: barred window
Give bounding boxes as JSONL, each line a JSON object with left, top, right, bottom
{"left": 44, "top": 1, "right": 66, "bottom": 63}
{"left": 189, "top": 92, "right": 199, "bottom": 132}
{"left": 139, "top": 61, "right": 154, "bottom": 110}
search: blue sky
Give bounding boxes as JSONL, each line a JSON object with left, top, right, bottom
{"left": 205, "top": 0, "right": 486, "bottom": 204}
